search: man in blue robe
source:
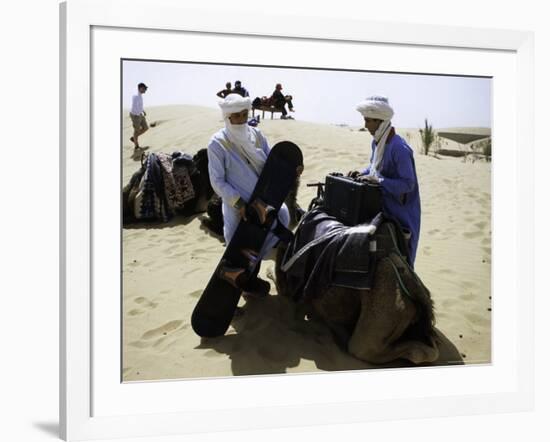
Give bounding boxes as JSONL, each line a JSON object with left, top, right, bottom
{"left": 207, "top": 94, "right": 290, "bottom": 295}
{"left": 352, "top": 96, "right": 421, "bottom": 267}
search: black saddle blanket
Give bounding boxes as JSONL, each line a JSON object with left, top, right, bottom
{"left": 281, "top": 208, "right": 407, "bottom": 302}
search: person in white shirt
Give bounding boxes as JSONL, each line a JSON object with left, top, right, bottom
{"left": 129, "top": 83, "right": 149, "bottom": 149}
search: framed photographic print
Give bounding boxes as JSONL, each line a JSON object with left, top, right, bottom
{"left": 60, "top": 0, "right": 534, "bottom": 440}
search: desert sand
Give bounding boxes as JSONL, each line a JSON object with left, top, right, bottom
{"left": 122, "top": 105, "right": 491, "bottom": 381}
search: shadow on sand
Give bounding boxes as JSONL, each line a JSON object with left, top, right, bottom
{"left": 123, "top": 213, "right": 225, "bottom": 247}
{"left": 123, "top": 213, "right": 204, "bottom": 231}
{"left": 197, "top": 215, "right": 225, "bottom": 243}
{"left": 195, "top": 294, "right": 463, "bottom": 376}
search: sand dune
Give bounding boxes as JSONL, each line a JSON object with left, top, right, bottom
{"left": 122, "top": 105, "right": 491, "bottom": 381}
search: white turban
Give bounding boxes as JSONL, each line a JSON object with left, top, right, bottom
{"left": 218, "top": 93, "right": 265, "bottom": 176}
{"left": 356, "top": 96, "right": 394, "bottom": 178}
{"left": 218, "top": 93, "right": 252, "bottom": 117}
{"left": 356, "top": 95, "right": 394, "bottom": 120}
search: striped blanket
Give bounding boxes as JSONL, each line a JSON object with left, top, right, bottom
{"left": 123, "top": 151, "right": 197, "bottom": 222}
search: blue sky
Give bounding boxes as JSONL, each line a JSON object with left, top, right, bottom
{"left": 123, "top": 60, "right": 491, "bottom": 129}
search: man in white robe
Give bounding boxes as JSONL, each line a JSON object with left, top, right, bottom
{"left": 207, "top": 94, "right": 290, "bottom": 295}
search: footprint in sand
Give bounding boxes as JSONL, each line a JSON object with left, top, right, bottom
{"left": 152, "top": 336, "right": 168, "bottom": 348}
{"left": 458, "top": 292, "right": 476, "bottom": 302}
{"left": 164, "top": 244, "right": 180, "bottom": 254}
{"left": 464, "top": 312, "right": 491, "bottom": 326}
{"left": 182, "top": 268, "right": 201, "bottom": 278}
{"left": 128, "top": 340, "right": 151, "bottom": 349}
{"left": 440, "top": 298, "right": 457, "bottom": 309}
{"left": 476, "top": 196, "right": 489, "bottom": 205}
{"left": 142, "top": 260, "right": 157, "bottom": 268}
{"left": 460, "top": 280, "right": 477, "bottom": 289}
{"left": 130, "top": 321, "right": 187, "bottom": 350}
{"left": 140, "top": 319, "right": 184, "bottom": 340}
{"left": 463, "top": 231, "right": 482, "bottom": 239}
{"left": 128, "top": 308, "right": 144, "bottom": 316}
{"left": 133, "top": 297, "right": 158, "bottom": 309}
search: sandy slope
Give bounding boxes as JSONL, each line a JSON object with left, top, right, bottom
{"left": 122, "top": 105, "right": 491, "bottom": 381}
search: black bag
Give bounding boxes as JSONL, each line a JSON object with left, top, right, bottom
{"left": 323, "top": 173, "right": 382, "bottom": 225}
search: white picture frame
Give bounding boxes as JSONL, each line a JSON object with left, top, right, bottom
{"left": 60, "top": 0, "right": 534, "bottom": 440}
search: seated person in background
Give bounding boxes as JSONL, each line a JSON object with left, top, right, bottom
{"left": 231, "top": 80, "right": 250, "bottom": 97}
{"left": 349, "top": 95, "right": 421, "bottom": 267}
{"left": 216, "top": 82, "right": 232, "bottom": 98}
{"left": 252, "top": 96, "right": 270, "bottom": 108}
{"left": 270, "top": 83, "right": 294, "bottom": 119}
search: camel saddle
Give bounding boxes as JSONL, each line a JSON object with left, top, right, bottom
{"left": 280, "top": 208, "right": 409, "bottom": 302}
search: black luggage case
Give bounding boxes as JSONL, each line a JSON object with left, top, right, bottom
{"left": 323, "top": 174, "right": 382, "bottom": 225}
